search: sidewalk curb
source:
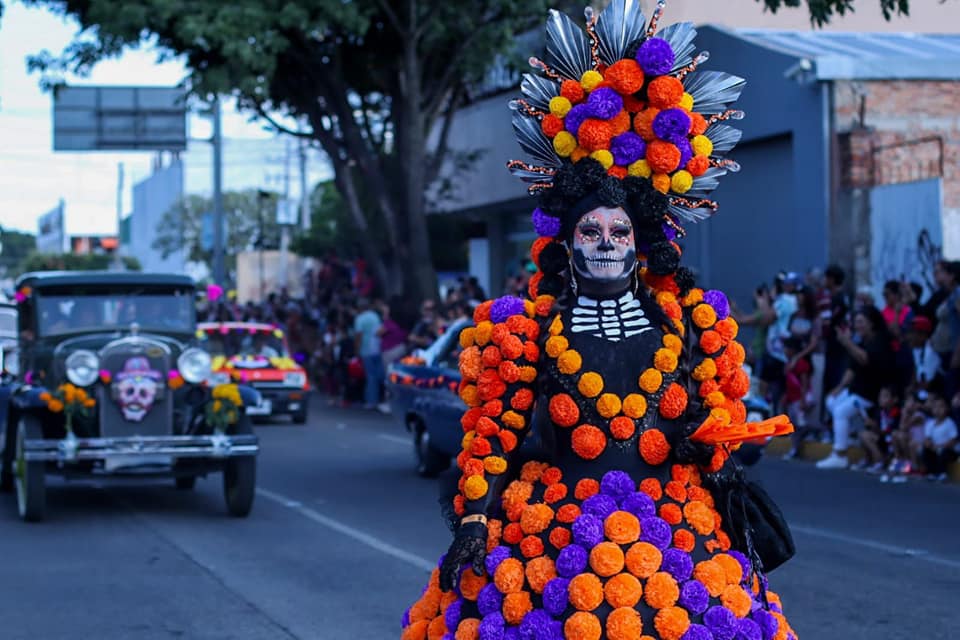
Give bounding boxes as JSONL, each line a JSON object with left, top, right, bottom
{"left": 763, "top": 437, "right": 960, "bottom": 482}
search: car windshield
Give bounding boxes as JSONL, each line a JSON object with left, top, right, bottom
{"left": 202, "top": 327, "right": 289, "bottom": 360}
{"left": 36, "top": 293, "right": 194, "bottom": 336}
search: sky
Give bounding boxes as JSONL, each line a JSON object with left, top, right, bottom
{"left": 0, "top": 2, "right": 329, "bottom": 238}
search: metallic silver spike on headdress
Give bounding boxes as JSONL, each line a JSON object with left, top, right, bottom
{"left": 545, "top": 9, "right": 593, "bottom": 80}
{"left": 594, "top": 0, "right": 647, "bottom": 65}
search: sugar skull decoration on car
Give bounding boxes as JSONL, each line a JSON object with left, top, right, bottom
{"left": 111, "top": 356, "right": 164, "bottom": 422}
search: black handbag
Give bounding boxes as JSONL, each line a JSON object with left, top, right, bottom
{"left": 708, "top": 459, "right": 796, "bottom": 574}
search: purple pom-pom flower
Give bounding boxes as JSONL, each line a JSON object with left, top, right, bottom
{"left": 610, "top": 132, "right": 647, "bottom": 166}
{"left": 727, "top": 551, "right": 752, "bottom": 583}
{"left": 752, "top": 609, "right": 779, "bottom": 640}
{"left": 679, "top": 580, "right": 710, "bottom": 615}
{"left": 519, "top": 609, "right": 557, "bottom": 640}
{"left": 600, "top": 470, "right": 636, "bottom": 501}
{"left": 444, "top": 599, "right": 463, "bottom": 631}
{"left": 556, "top": 544, "right": 589, "bottom": 577}
{"left": 639, "top": 516, "right": 672, "bottom": 550}
{"left": 490, "top": 295, "right": 525, "bottom": 323}
{"left": 636, "top": 37, "right": 676, "bottom": 76}
{"left": 564, "top": 103, "right": 592, "bottom": 137}
{"left": 542, "top": 577, "right": 571, "bottom": 616}
{"left": 674, "top": 136, "right": 694, "bottom": 170}
{"left": 532, "top": 207, "right": 562, "bottom": 238}
{"left": 682, "top": 624, "right": 715, "bottom": 640}
{"left": 402, "top": 608, "right": 411, "bottom": 628}
{"left": 662, "top": 223, "right": 678, "bottom": 242}
{"left": 486, "top": 546, "right": 512, "bottom": 575}
{"left": 704, "top": 290, "right": 731, "bottom": 320}
{"left": 704, "top": 606, "right": 738, "bottom": 640}
{"left": 621, "top": 491, "right": 656, "bottom": 518}
{"left": 662, "top": 548, "right": 694, "bottom": 582}
{"left": 582, "top": 493, "right": 618, "bottom": 519}
{"left": 571, "top": 514, "right": 605, "bottom": 548}
{"left": 504, "top": 628, "right": 520, "bottom": 640}
{"left": 736, "top": 618, "right": 762, "bottom": 640}
{"left": 653, "top": 108, "right": 692, "bottom": 142}
{"left": 479, "top": 612, "right": 506, "bottom": 640}
{"left": 586, "top": 87, "right": 624, "bottom": 120}
{"left": 478, "top": 583, "right": 504, "bottom": 616}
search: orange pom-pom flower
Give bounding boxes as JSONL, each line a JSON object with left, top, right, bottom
{"left": 605, "top": 59, "right": 645, "bottom": 95}
{"left": 648, "top": 76, "right": 685, "bottom": 109}
{"left": 572, "top": 424, "right": 607, "bottom": 460}
{"left": 646, "top": 140, "right": 682, "bottom": 174}
{"left": 640, "top": 428, "right": 671, "bottom": 464}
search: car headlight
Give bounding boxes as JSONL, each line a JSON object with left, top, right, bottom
{"left": 66, "top": 350, "right": 99, "bottom": 387}
{"left": 208, "top": 371, "right": 231, "bottom": 386}
{"left": 178, "top": 348, "right": 212, "bottom": 384}
{"left": 283, "top": 372, "right": 306, "bottom": 388}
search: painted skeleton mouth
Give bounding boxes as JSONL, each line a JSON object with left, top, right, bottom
{"left": 587, "top": 257, "right": 625, "bottom": 268}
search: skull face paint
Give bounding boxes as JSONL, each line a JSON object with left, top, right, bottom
{"left": 571, "top": 206, "right": 637, "bottom": 285}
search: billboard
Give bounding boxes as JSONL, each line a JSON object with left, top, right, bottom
{"left": 36, "top": 201, "right": 65, "bottom": 254}
{"left": 53, "top": 86, "right": 187, "bottom": 152}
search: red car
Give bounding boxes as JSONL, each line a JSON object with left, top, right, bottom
{"left": 198, "top": 322, "right": 310, "bottom": 423}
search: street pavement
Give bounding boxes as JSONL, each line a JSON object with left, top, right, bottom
{"left": 1, "top": 400, "right": 958, "bottom": 640}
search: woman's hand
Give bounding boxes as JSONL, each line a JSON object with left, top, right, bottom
{"left": 439, "top": 521, "right": 488, "bottom": 591}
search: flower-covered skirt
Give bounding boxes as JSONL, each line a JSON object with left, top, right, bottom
{"left": 402, "top": 463, "right": 797, "bottom": 640}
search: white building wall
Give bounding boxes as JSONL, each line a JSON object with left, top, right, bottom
{"left": 127, "top": 161, "right": 186, "bottom": 274}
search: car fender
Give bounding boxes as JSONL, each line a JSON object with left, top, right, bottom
{"left": 237, "top": 384, "right": 262, "bottom": 409}
{"left": 10, "top": 385, "right": 52, "bottom": 412}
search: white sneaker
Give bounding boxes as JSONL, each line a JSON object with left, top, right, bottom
{"left": 376, "top": 402, "right": 392, "bottom": 415}
{"left": 867, "top": 462, "right": 885, "bottom": 474}
{"left": 891, "top": 474, "right": 908, "bottom": 484}
{"left": 815, "top": 452, "right": 849, "bottom": 470}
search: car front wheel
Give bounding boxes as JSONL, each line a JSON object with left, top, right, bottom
{"left": 15, "top": 415, "right": 45, "bottom": 522}
{"left": 223, "top": 416, "right": 256, "bottom": 517}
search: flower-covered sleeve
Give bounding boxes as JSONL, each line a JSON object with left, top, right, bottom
{"left": 452, "top": 296, "right": 551, "bottom": 519}
{"left": 663, "top": 287, "right": 792, "bottom": 472}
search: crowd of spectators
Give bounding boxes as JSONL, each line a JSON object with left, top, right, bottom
{"left": 733, "top": 261, "right": 960, "bottom": 482}
{"left": 200, "top": 253, "right": 487, "bottom": 413}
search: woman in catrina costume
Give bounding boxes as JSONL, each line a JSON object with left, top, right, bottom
{"left": 403, "top": 3, "right": 799, "bottom": 639}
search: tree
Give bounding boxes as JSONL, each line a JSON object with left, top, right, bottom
{"left": 153, "top": 189, "right": 282, "bottom": 281}
{"left": 25, "top": 0, "right": 570, "bottom": 303}
{"left": 758, "top": 0, "right": 910, "bottom": 26}
{"left": 17, "top": 252, "right": 140, "bottom": 274}
{"left": 0, "top": 229, "right": 37, "bottom": 277}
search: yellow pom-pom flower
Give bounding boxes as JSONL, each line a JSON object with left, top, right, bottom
{"left": 639, "top": 369, "right": 663, "bottom": 394}
{"left": 710, "top": 408, "right": 732, "bottom": 426}
{"left": 460, "top": 384, "right": 480, "bottom": 407}
{"left": 654, "top": 348, "right": 679, "bottom": 374}
{"left": 459, "top": 327, "right": 477, "bottom": 349}
{"left": 652, "top": 173, "right": 671, "bottom": 194}
{"left": 464, "top": 475, "right": 490, "bottom": 500}
{"left": 692, "top": 135, "right": 714, "bottom": 157}
{"left": 656, "top": 291, "right": 677, "bottom": 307}
{"left": 462, "top": 430, "right": 477, "bottom": 449}
{"left": 578, "top": 372, "right": 604, "bottom": 398}
{"left": 681, "top": 288, "right": 704, "bottom": 307}
{"left": 671, "top": 170, "right": 694, "bottom": 194}
{"left": 550, "top": 96, "right": 573, "bottom": 118}
{"left": 705, "top": 391, "right": 727, "bottom": 408}
{"left": 623, "top": 394, "right": 648, "bottom": 419}
{"left": 557, "top": 350, "right": 583, "bottom": 375}
{"left": 679, "top": 92, "right": 694, "bottom": 111}
{"left": 596, "top": 393, "right": 623, "bottom": 419}
{"left": 663, "top": 334, "right": 683, "bottom": 356}
{"left": 546, "top": 335, "right": 569, "bottom": 358}
{"left": 628, "top": 160, "right": 652, "bottom": 178}
{"left": 554, "top": 131, "right": 577, "bottom": 157}
{"left": 549, "top": 315, "right": 564, "bottom": 336}
{"left": 590, "top": 150, "right": 614, "bottom": 170}
{"left": 475, "top": 321, "right": 493, "bottom": 346}
{"left": 484, "top": 456, "right": 508, "bottom": 475}
{"left": 692, "top": 359, "right": 718, "bottom": 382}
{"left": 692, "top": 304, "right": 718, "bottom": 329}
{"left": 581, "top": 70, "right": 604, "bottom": 91}
{"left": 502, "top": 411, "right": 526, "bottom": 430}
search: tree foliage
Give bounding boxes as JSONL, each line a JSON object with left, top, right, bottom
{"left": 0, "top": 229, "right": 37, "bottom": 276}
{"left": 759, "top": 0, "right": 911, "bottom": 26}
{"left": 17, "top": 252, "right": 140, "bottom": 274}
{"left": 152, "top": 189, "right": 282, "bottom": 279}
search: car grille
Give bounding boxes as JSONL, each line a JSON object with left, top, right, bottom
{"left": 98, "top": 337, "right": 173, "bottom": 439}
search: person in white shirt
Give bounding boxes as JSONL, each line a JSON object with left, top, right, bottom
{"left": 919, "top": 393, "right": 958, "bottom": 481}
{"left": 906, "top": 315, "right": 941, "bottom": 391}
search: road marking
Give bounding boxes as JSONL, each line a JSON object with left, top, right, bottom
{"left": 792, "top": 524, "right": 960, "bottom": 570}
{"left": 378, "top": 434, "right": 410, "bottom": 446}
{"left": 256, "top": 487, "right": 436, "bottom": 573}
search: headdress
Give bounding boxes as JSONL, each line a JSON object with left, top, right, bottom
{"left": 511, "top": 1, "right": 745, "bottom": 297}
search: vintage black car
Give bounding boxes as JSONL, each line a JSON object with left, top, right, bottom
{"left": 0, "top": 272, "right": 260, "bottom": 521}
{"left": 388, "top": 319, "right": 772, "bottom": 476}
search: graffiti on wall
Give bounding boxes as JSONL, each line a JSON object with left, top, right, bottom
{"left": 870, "top": 178, "right": 943, "bottom": 299}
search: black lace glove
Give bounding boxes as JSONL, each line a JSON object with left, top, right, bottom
{"left": 439, "top": 521, "right": 488, "bottom": 592}
{"left": 673, "top": 419, "right": 716, "bottom": 467}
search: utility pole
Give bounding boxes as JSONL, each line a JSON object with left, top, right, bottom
{"left": 299, "top": 137, "right": 310, "bottom": 232}
{"left": 278, "top": 136, "right": 292, "bottom": 294}
{"left": 113, "top": 162, "right": 125, "bottom": 270}
{"left": 212, "top": 96, "right": 225, "bottom": 286}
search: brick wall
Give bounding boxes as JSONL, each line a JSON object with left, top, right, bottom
{"left": 833, "top": 80, "right": 960, "bottom": 259}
